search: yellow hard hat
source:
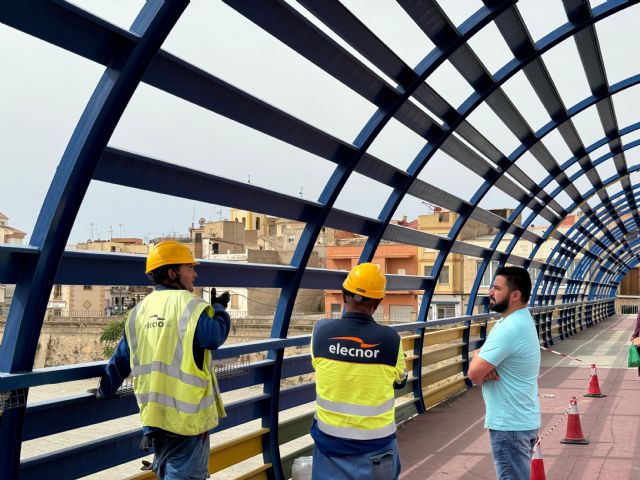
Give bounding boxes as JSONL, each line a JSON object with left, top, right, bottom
{"left": 145, "top": 241, "right": 198, "bottom": 274}
{"left": 342, "top": 262, "right": 386, "bottom": 299}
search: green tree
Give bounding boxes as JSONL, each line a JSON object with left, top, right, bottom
{"left": 100, "top": 318, "right": 125, "bottom": 358}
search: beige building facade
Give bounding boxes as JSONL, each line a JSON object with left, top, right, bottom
{"left": 416, "top": 208, "right": 583, "bottom": 317}
{"left": 48, "top": 238, "right": 151, "bottom": 317}
{"left": 0, "top": 212, "right": 26, "bottom": 315}
{"left": 48, "top": 283, "right": 107, "bottom": 317}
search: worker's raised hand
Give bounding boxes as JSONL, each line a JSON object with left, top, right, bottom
{"left": 214, "top": 290, "right": 231, "bottom": 308}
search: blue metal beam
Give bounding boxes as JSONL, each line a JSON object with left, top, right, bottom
{"left": 0, "top": 3, "right": 188, "bottom": 478}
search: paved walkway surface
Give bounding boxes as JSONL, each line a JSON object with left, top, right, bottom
{"left": 398, "top": 314, "right": 640, "bottom": 479}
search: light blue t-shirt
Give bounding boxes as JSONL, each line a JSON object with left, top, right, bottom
{"left": 479, "top": 307, "right": 540, "bottom": 431}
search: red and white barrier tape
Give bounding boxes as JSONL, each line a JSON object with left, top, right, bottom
{"left": 536, "top": 405, "right": 572, "bottom": 446}
{"left": 539, "top": 346, "right": 587, "bottom": 363}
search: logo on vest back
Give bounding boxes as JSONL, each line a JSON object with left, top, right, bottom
{"left": 145, "top": 314, "right": 165, "bottom": 328}
{"left": 329, "top": 336, "right": 380, "bottom": 359}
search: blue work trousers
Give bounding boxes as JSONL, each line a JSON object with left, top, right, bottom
{"left": 489, "top": 429, "right": 538, "bottom": 480}
{"left": 311, "top": 438, "right": 401, "bottom": 480}
{"left": 151, "top": 431, "right": 210, "bottom": 480}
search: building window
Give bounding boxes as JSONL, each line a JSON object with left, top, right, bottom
{"left": 331, "top": 303, "right": 342, "bottom": 318}
{"left": 53, "top": 284, "right": 62, "bottom": 298}
{"left": 425, "top": 265, "right": 449, "bottom": 284}
{"left": 435, "top": 304, "right": 456, "bottom": 319}
{"left": 287, "top": 235, "right": 295, "bottom": 244}
{"left": 438, "top": 265, "right": 450, "bottom": 285}
{"left": 397, "top": 268, "right": 406, "bottom": 275}
{"left": 230, "top": 294, "right": 239, "bottom": 309}
{"left": 212, "top": 243, "right": 219, "bottom": 254}
{"left": 83, "top": 285, "right": 92, "bottom": 291}
{"left": 256, "top": 218, "right": 261, "bottom": 230}
{"left": 478, "top": 261, "right": 500, "bottom": 287}
{"left": 195, "top": 232, "right": 202, "bottom": 242}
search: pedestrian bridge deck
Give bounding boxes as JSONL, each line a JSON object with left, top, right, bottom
{"left": 397, "top": 314, "right": 640, "bottom": 479}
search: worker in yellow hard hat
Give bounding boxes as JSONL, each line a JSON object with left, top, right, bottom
{"left": 310, "top": 262, "right": 408, "bottom": 479}
{"left": 96, "top": 240, "right": 232, "bottom": 480}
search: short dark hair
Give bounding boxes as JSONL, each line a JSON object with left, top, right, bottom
{"left": 342, "top": 288, "right": 380, "bottom": 308}
{"left": 495, "top": 266, "right": 531, "bottom": 303}
{"left": 148, "top": 264, "right": 181, "bottom": 285}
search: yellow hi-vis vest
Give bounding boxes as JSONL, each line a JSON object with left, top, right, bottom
{"left": 311, "top": 317, "right": 408, "bottom": 440}
{"left": 125, "top": 289, "right": 226, "bottom": 436}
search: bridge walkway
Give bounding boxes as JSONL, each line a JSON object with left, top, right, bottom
{"left": 397, "top": 314, "right": 640, "bottom": 479}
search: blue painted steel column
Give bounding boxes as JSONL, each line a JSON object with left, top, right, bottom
{"left": 0, "top": 2, "right": 187, "bottom": 478}
{"left": 357, "top": 2, "right": 516, "bottom": 413}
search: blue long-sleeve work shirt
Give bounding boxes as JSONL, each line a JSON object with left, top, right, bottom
{"left": 97, "top": 288, "right": 231, "bottom": 435}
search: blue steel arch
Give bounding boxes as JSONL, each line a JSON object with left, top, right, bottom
{"left": 542, "top": 189, "right": 640, "bottom": 301}
{"left": 0, "top": 2, "right": 189, "bottom": 478}
{"left": 536, "top": 202, "right": 633, "bottom": 313}
{"left": 360, "top": 0, "right": 640, "bottom": 332}
{"left": 524, "top": 135, "right": 640, "bottom": 305}
{"left": 493, "top": 131, "right": 640, "bottom": 311}
{"left": 355, "top": 1, "right": 640, "bottom": 382}
{"left": 1, "top": 1, "right": 640, "bottom": 479}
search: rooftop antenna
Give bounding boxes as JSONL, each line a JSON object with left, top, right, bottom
{"left": 212, "top": 206, "right": 223, "bottom": 222}
{"left": 247, "top": 174, "right": 252, "bottom": 184}
{"left": 118, "top": 223, "right": 125, "bottom": 237}
{"left": 192, "top": 206, "right": 196, "bottom": 228}
{"left": 299, "top": 186, "right": 304, "bottom": 198}
{"left": 108, "top": 225, "right": 114, "bottom": 240}
{"left": 88, "top": 223, "right": 96, "bottom": 241}
{"left": 420, "top": 201, "right": 437, "bottom": 214}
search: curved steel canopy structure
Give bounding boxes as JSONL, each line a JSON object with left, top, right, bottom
{"left": 1, "top": 1, "right": 639, "bottom": 478}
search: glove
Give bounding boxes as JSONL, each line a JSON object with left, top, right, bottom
{"left": 211, "top": 287, "right": 231, "bottom": 308}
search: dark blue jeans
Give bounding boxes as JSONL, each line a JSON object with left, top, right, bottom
{"left": 151, "top": 431, "right": 210, "bottom": 480}
{"left": 312, "top": 438, "right": 401, "bottom": 480}
{"left": 489, "top": 429, "right": 538, "bottom": 480}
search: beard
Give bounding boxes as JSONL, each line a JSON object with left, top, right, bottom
{"left": 489, "top": 297, "right": 509, "bottom": 313}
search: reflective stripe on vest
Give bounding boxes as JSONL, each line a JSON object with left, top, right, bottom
{"left": 127, "top": 304, "right": 141, "bottom": 368}
{"left": 133, "top": 362, "right": 209, "bottom": 388}
{"left": 136, "top": 391, "right": 215, "bottom": 415}
{"left": 316, "top": 396, "right": 394, "bottom": 417}
{"left": 314, "top": 413, "right": 397, "bottom": 440}
{"left": 129, "top": 298, "right": 206, "bottom": 387}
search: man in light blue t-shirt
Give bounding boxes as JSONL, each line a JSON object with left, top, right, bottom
{"left": 468, "top": 266, "right": 540, "bottom": 480}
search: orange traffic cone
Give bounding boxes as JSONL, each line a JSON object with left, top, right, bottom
{"left": 560, "top": 396, "right": 589, "bottom": 444}
{"left": 530, "top": 441, "right": 546, "bottom": 480}
{"left": 583, "top": 363, "right": 606, "bottom": 397}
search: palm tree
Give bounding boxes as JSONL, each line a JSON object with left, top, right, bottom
{"left": 99, "top": 318, "right": 125, "bottom": 358}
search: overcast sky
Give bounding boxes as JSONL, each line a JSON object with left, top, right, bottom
{"left": 2, "top": 0, "right": 640, "bottom": 244}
